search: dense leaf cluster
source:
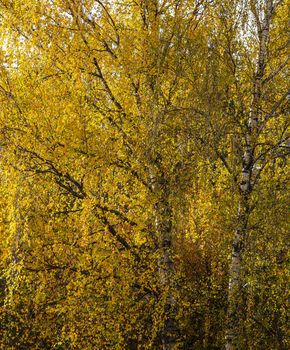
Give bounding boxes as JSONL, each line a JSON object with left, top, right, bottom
{"left": 0, "top": 1, "right": 288, "bottom": 349}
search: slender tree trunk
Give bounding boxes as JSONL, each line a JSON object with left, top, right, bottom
{"left": 156, "top": 179, "right": 179, "bottom": 350}
{"left": 225, "top": 194, "right": 251, "bottom": 350}
{"left": 143, "top": 0, "right": 181, "bottom": 342}
{"left": 225, "top": 1, "right": 273, "bottom": 348}
{"left": 150, "top": 168, "right": 180, "bottom": 350}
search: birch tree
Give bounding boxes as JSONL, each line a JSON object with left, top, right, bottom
{"left": 0, "top": 0, "right": 288, "bottom": 349}
{"left": 203, "top": 1, "right": 290, "bottom": 348}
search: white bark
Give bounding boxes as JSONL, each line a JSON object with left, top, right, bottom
{"left": 150, "top": 168, "right": 180, "bottom": 350}
{"left": 225, "top": 1, "right": 273, "bottom": 348}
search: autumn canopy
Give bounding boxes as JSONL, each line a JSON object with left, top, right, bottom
{"left": 0, "top": 0, "right": 289, "bottom": 349}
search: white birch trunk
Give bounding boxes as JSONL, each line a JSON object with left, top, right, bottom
{"left": 150, "top": 168, "right": 180, "bottom": 350}
{"left": 225, "top": 1, "right": 273, "bottom": 348}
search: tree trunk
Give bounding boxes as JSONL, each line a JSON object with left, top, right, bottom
{"left": 150, "top": 170, "right": 180, "bottom": 350}
{"left": 225, "top": 196, "right": 251, "bottom": 350}
{"left": 157, "top": 182, "right": 179, "bottom": 350}
{"left": 225, "top": 1, "right": 273, "bottom": 348}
